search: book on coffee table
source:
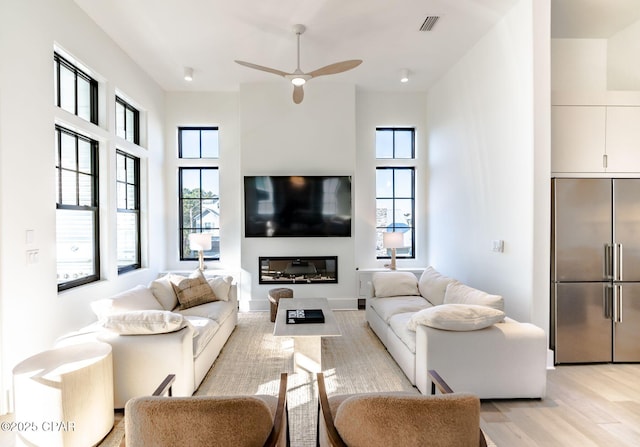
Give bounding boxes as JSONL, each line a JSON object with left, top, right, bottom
{"left": 286, "top": 309, "right": 325, "bottom": 324}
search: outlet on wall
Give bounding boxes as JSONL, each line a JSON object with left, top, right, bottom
{"left": 492, "top": 240, "right": 504, "bottom": 253}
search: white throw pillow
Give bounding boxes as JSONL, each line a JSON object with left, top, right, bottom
{"left": 91, "top": 285, "right": 163, "bottom": 319}
{"left": 100, "top": 310, "right": 187, "bottom": 335}
{"left": 407, "top": 304, "right": 505, "bottom": 331}
{"left": 372, "top": 272, "right": 420, "bottom": 297}
{"left": 149, "top": 274, "right": 180, "bottom": 310}
{"left": 207, "top": 275, "right": 233, "bottom": 302}
{"left": 443, "top": 282, "right": 504, "bottom": 311}
{"left": 417, "top": 266, "right": 455, "bottom": 306}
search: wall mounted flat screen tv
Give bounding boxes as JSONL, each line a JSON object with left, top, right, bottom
{"left": 244, "top": 175, "right": 352, "bottom": 237}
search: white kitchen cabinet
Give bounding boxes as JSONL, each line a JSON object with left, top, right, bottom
{"left": 552, "top": 105, "right": 606, "bottom": 173}
{"left": 605, "top": 106, "right": 640, "bottom": 172}
{"left": 552, "top": 105, "right": 640, "bottom": 173}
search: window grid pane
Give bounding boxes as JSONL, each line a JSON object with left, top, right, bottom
{"left": 179, "top": 127, "right": 219, "bottom": 159}
{"left": 54, "top": 53, "right": 98, "bottom": 125}
{"left": 179, "top": 167, "right": 220, "bottom": 260}
{"left": 115, "top": 96, "right": 140, "bottom": 144}
{"left": 375, "top": 167, "right": 415, "bottom": 259}
{"left": 116, "top": 150, "right": 141, "bottom": 273}
{"left": 55, "top": 126, "right": 99, "bottom": 290}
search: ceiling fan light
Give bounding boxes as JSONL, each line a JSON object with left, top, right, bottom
{"left": 291, "top": 77, "right": 306, "bottom": 86}
{"left": 400, "top": 68, "right": 409, "bottom": 83}
{"left": 184, "top": 67, "right": 194, "bottom": 82}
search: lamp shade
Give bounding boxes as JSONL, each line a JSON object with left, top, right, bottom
{"left": 189, "top": 232, "right": 212, "bottom": 251}
{"left": 383, "top": 232, "right": 404, "bottom": 249}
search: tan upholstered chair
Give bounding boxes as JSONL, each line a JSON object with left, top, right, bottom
{"left": 123, "top": 373, "right": 289, "bottom": 447}
{"left": 317, "top": 370, "right": 487, "bottom": 447}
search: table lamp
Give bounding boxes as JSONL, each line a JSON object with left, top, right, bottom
{"left": 189, "top": 232, "right": 212, "bottom": 271}
{"left": 383, "top": 232, "right": 404, "bottom": 270}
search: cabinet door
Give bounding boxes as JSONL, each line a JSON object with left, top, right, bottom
{"left": 605, "top": 106, "right": 640, "bottom": 172}
{"left": 552, "top": 106, "right": 606, "bottom": 173}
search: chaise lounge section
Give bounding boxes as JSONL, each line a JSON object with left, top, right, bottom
{"left": 366, "top": 267, "right": 547, "bottom": 399}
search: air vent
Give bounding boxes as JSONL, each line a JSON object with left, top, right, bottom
{"left": 419, "top": 16, "right": 440, "bottom": 32}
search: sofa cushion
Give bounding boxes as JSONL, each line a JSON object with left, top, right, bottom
{"left": 185, "top": 316, "right": 220, "bottom": 357}
{"left": 100, "top": 310, "right": 187, "bottom": 335}
{"left": 407, "top": 304, "right": 505, "bottom": 331}
{"left": 418, "top": 266, "right": 455, "bottom": 306}
{"left": 388, "top": 312, "right": 417, "bottom": 353}
{"left": 206, "top": 275, "right": 233, "bottom": 302}
{"left": 91, "top": 285, "right": 164, "bottom": 319}
{"left": 171, "top": 270, "right": 219, "bottom": 310}
{"left": 369, "top": 296, "right": 432, "bottom": 323}
{"left": 149, "top": 274, "right": 180, "bottom": 310}
{"left": 176, "top": 299, "right": 235, "bottom": 324}
{"left": 443, "top": 281, "right": 504, "bottom": 311}
{"left": 372, "top": 272, "right": 420, "bottom": 297}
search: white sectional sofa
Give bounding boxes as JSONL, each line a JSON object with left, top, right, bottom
{"left": 56, "top": 270, "right": 237, "bottom": 408}
{"left": 366, "top": 267, "right": 547, "bottom": 399}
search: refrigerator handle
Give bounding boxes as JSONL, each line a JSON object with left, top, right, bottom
{"left": 604, "top": 284, "right": 613, "bottom": 319}
{"left": 617, "top": 243, "right": 623, "bottom": 281}
{"left": 605, "top": 244, "right": 613, "bottom": 280}
{"left": 613, "top": 284, "right": 622, "bottom": 323}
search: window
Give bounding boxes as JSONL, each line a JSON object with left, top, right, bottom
{"left": 179, "top": 168, "right": 220, "bottom": 261}
{"left": 116, "top": 151, "right": 141, "bottom": 273}
{"left": 115, "top": 97, "right": 140, "bottom": 144}
{"left": 55, "top": 126, "right": 100, "bottom": 290}
{"left": 54, "top": 52, "right": 98, "bottom": 124}
{"left": 376, "top": 128, "right": 416, "bottom": 259}
{"left": 179, "top": 127, "right": 219, "bottom": 158}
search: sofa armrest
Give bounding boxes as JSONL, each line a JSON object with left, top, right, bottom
{"left": 415, "top": 321, "right": 547, "bottom": 399}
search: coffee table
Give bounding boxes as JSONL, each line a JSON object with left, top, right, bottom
{"left": 273, "top": 298, "right": 341, "bottom": 372}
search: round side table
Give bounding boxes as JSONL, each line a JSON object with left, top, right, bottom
{"left": 12, "top": 342, "right": 114, "bottom": 447}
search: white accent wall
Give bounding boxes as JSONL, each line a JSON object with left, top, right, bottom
{"left": 426, "top": 0, "right": 550, "bottom": 327}
{"left": 0, "top": 0, "right": 166, "bottom": 413}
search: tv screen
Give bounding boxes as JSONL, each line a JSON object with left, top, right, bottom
{"left": 244, "top": 175, "right": 352, "bottom": 237}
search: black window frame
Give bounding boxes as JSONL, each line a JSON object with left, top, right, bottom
{"left": 178, "top": 167, "right": 220, "bottom": 261}
{"left": 178, "top": 126, "right": 219, "bottom": 159}
{"left": 55, "top": 125, "right": 100, "bottom": 291}
{"left": 116, "top": 150, "right": 141, "bottom": 274}
{"left": 375, "top": 127, "right": 416, "bottom": 260}
{"left": 54, "top": 52, "right": 98, "bottom": 125}
{"left": 115, "top": 96, "right": 140, "bottom": 144}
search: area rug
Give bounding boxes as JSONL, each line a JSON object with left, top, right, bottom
{"left": 99, "top": 310, "right": 495, "bottom": 446}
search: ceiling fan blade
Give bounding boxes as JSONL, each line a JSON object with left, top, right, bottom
{"left": 308, "top": 60, "right": 363, "bottom": 78}
{"left": 234, "top": 60, "right": 289, "bottom": 77}
{"left": 293, "top": 85, "right": 304, "bottom": 104}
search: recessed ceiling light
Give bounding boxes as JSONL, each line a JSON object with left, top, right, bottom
{"left": 184, "top": 67, "right": 194, "bottom": 82}
{"left": 400, "top": 69, "right": 409, "bottom": 83}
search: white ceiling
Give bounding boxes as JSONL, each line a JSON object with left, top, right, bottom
{"left": 551, "top": 0, "right": 640, "bottom": 39}
{"left": 73, "top": 0, "right": 640, "bottom": 94}
{"left": 73, "top": 0, "right": 520, "bottom": 92}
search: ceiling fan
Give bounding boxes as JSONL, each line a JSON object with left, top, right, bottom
{"left": 235, "top": 24, "right": 362, "bottom": 104}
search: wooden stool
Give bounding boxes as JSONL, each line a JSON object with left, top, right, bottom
{"left": 268, "top": 288, "right": 293, "bottom": 322}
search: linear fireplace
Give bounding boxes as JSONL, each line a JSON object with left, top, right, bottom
{"left": 259, "top": 256, "right": 338, "bottom": 284}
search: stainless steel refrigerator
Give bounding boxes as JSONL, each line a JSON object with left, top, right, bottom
{"left": 552, "top": 178, "right": 640, "bottom": 364}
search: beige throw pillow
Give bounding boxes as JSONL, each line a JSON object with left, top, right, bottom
{"left": 407, "top": 304, "right": 505, "bottom": 331}
{"left": 418, "top": 266, "right": 455, "bottom": 306}
{"left": 171, "top": 270, "right": 218, "bottom": 310}
{"left": 100, "top": 310, "right": 187, "bottom": 335}
{"left": 372, "top": 271, "right": 420, "bottom": 297}
{"left": 443, "top": 282, "right": 504, "bottom": 311}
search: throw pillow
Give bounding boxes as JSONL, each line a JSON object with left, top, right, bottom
{"left": 149, "top": 274, "right": 180, "bottom": 310}
{"left": 418, "top": 266, "right": 455, "bottom": 306}
{"left": 372, "top": 271, "right": 420, "bottom": 297}
{"left": 171, "top": 270, "right": 218, "bottom": 310}
{"left": 207, "top": 275, "right": 233, "bottom": 302}
{"left": 100, "top": 310, "right": 187, "bottom": 335}
{"left": 91, "top": 285, "right": 164, "bottom": 319}
{"left": 443, "top": 282, "right": 504, "bottom": 311}
{"left": 407, "top": 304, "right": 505, "bottom": 331}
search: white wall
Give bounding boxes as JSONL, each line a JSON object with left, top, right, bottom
{"left": 239, "top": 82, "right": 357, "bottom": 310}
{"left": 608, "top": 20, "right": 640, "bottom": 90}
{"left": 355, "top": 91, "right": 429, "bottom": 270}
{"left": 551, "top": 39, "right": 607, "bottom": 92}
{"left": 0, "top": 0, "right": 166, "bottom": 412}
{"left": 426, "top": 0, "right": 550, "bottom": 327}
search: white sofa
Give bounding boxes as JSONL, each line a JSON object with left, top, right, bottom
{"left": 56, "top": 271, "right": 238, "bottom": 408}
{"left": 366, "top": 267, "right": 547, "bottom": 399}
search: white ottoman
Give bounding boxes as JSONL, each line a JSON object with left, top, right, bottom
{"left": 12, "top": 342, "right": 114, "bottom": 447}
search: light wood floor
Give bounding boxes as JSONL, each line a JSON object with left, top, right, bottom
{"left": 481, "top": 363, "right": 640, "bottom": 446}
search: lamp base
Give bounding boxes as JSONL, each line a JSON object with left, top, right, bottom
{"left": 198, "top": 251, "right": 207, "bottom": 271}
{"left": 389, "top": 248, "right": 397, "bottom": 270}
